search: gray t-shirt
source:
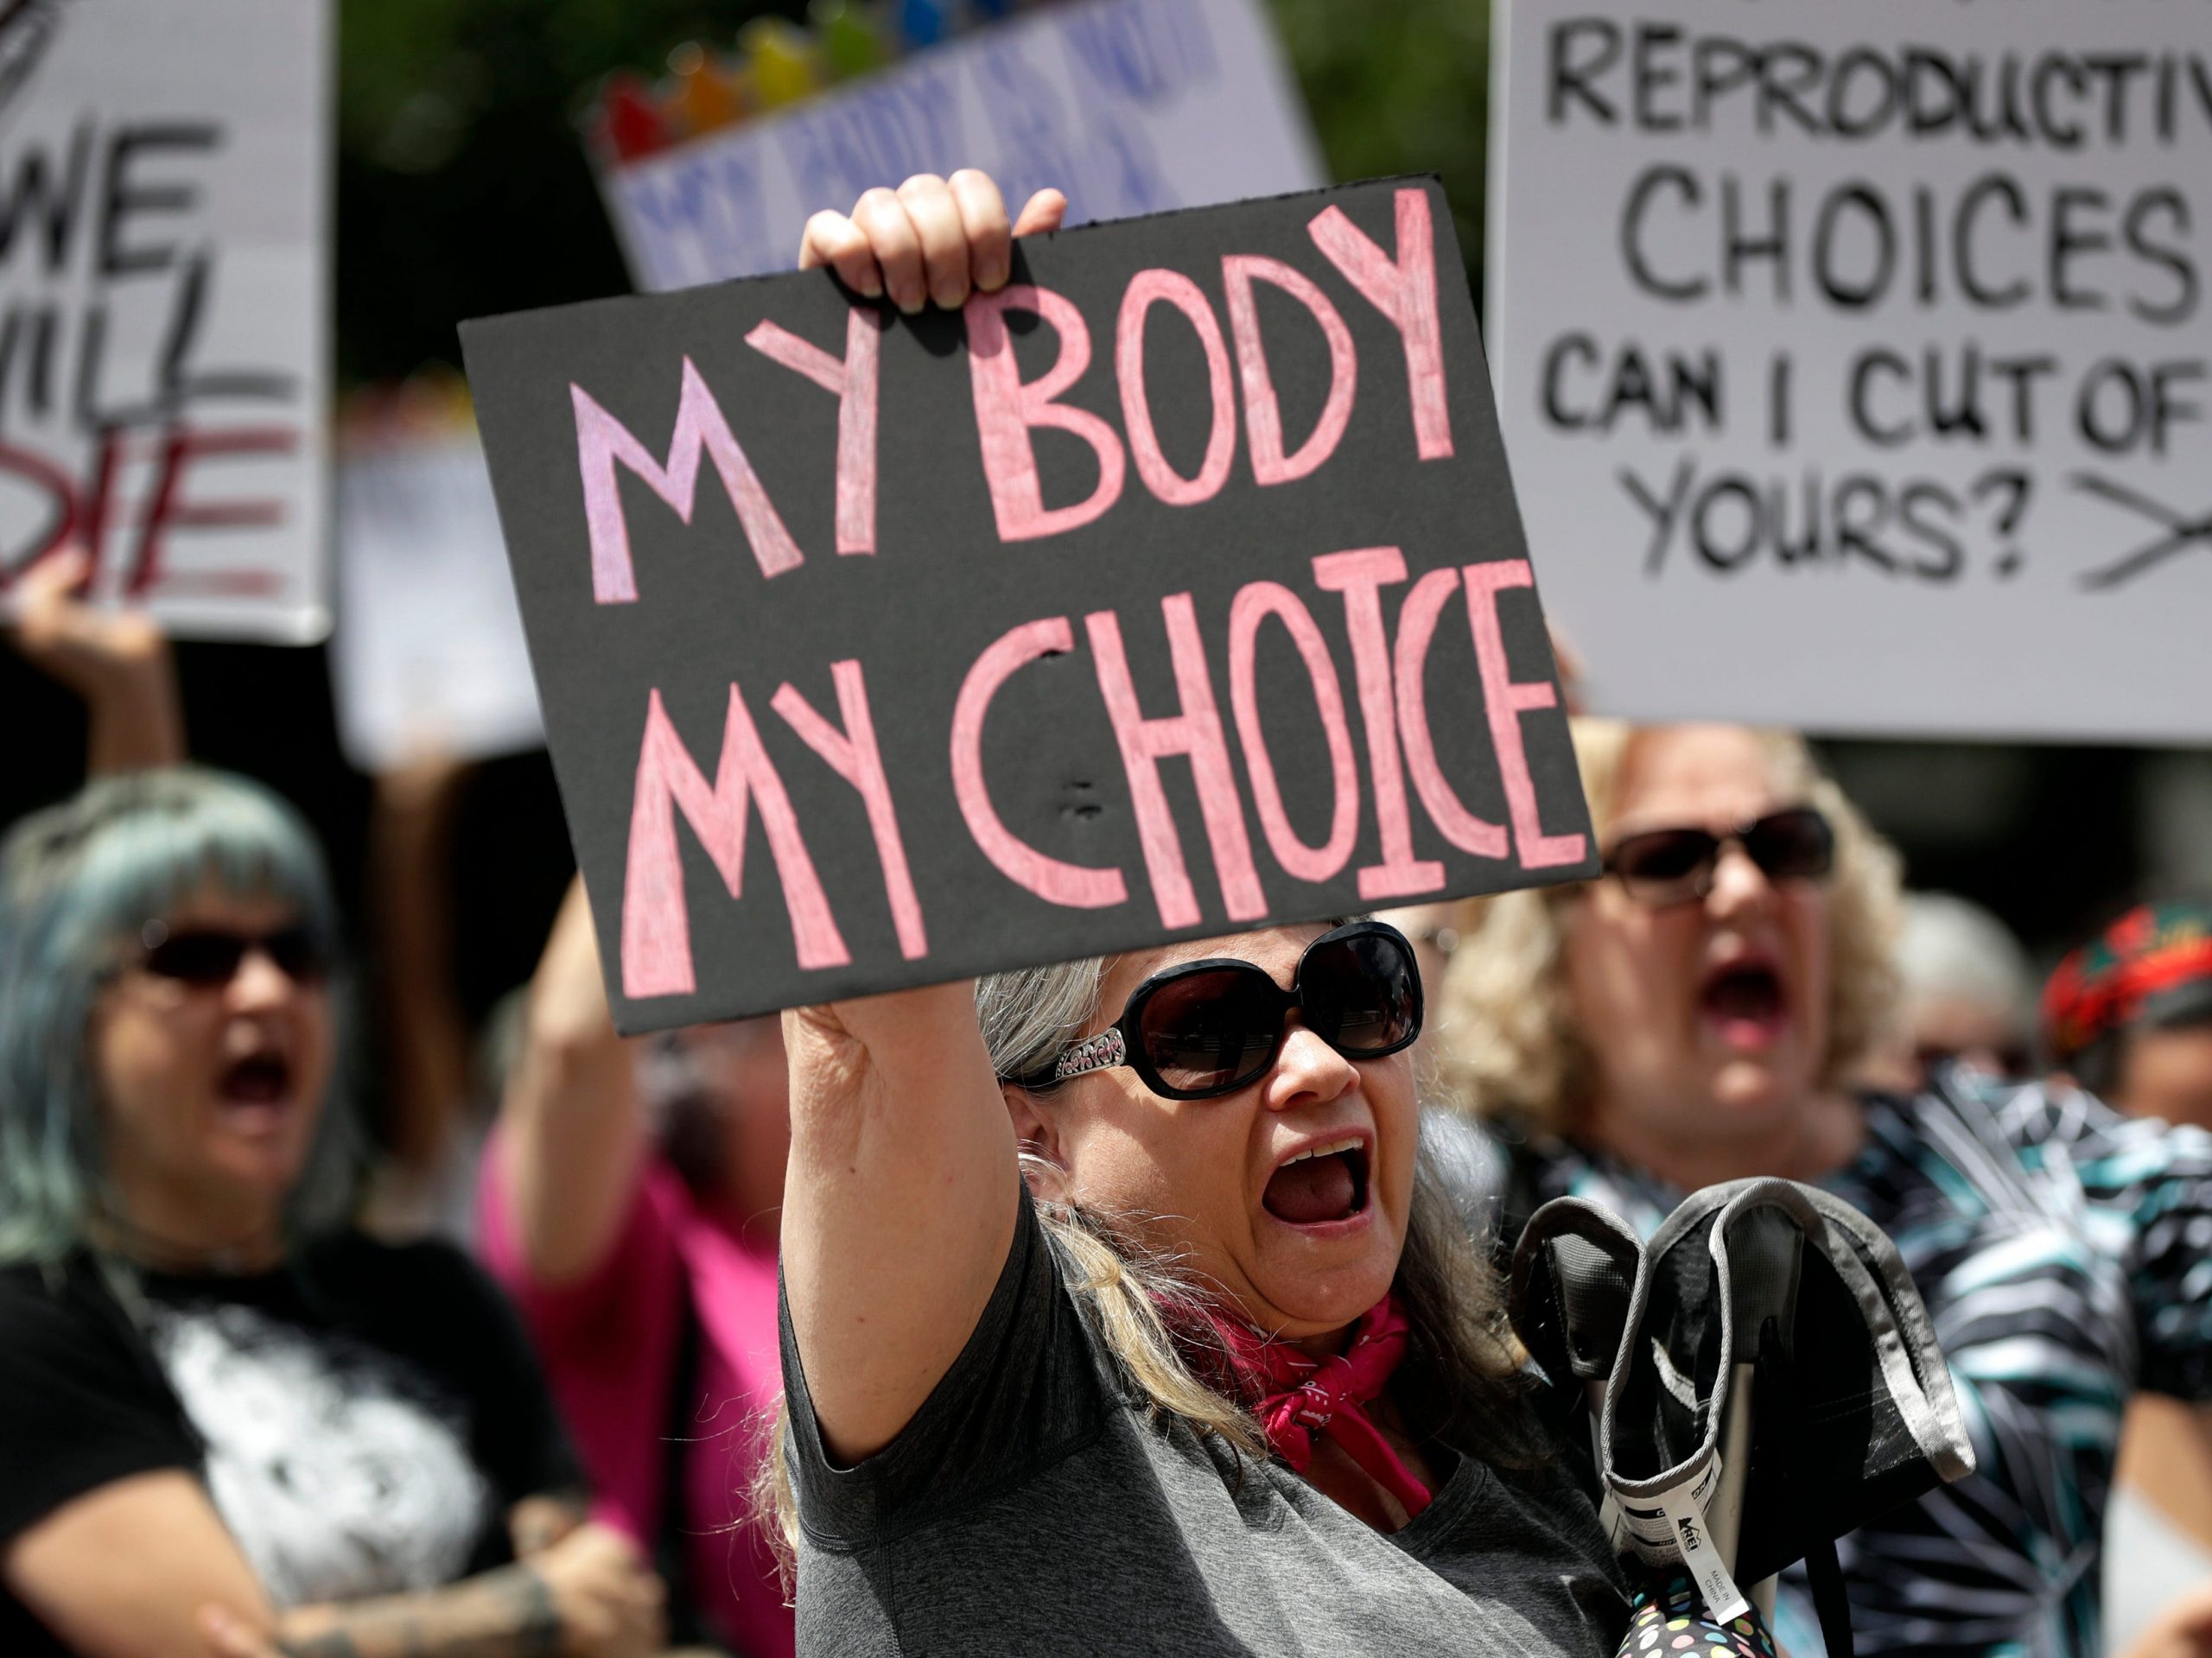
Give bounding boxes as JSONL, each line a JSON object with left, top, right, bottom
{"left": 779, "top": 1193, "right": 1629, "bottom": 1655}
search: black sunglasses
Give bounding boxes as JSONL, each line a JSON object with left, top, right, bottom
{"left": 137, "top": 922, "right": 329, "bottom": 988}
{"left": 1029, "top": 921, "right": 1423, "bottom": 1102}
{"left": 1603, "top": 805, "right": 1835, "bottom": 908}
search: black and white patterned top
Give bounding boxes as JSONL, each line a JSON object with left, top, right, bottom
{"left": 0, "top": 1233, "right": 582, "bottom": 1657}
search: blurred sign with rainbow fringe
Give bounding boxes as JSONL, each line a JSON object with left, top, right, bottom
{"left": 587, "top": 0, "right": 1323, "bottom": 293}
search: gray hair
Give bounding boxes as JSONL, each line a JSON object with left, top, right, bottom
{"left": 976, "top": 956, "right": 1109, "bottom": 1084}
{"left": 1895, "top": 892, "right": 2035, "bottom": 1042}
{"left": 0, "top": 767, "right": 361, "bottom": 1264}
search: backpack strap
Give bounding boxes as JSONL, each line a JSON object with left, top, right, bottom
{"left": 1758, "top": 1317, "right": 1854, "bottom": 1658}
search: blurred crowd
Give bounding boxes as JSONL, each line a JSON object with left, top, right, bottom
{"left": 1, "top": 186, "right": 2210, "bottom": 1658}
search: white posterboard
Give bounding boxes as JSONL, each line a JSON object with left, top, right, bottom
{"left": 600, "top": 0, "right": 1324, "bottom": 292}
{"left": 0, "top": 0, "right": 329, "bottom": 642}
{"left": 331, "top": 421, "right": 542, "bottom": 773}
{"left": 1489, "top": 2, "right": 2212, "bottom": 740}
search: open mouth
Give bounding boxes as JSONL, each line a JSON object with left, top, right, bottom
{"left": 217, "top": 1051, "right": 295, "bottom": 1109}
{"left": 1699, "top": 956, "right": 1789, "bottom": 1047}
{"left": 1262, "top": 1137, "right": 1370, "bottom": 1226}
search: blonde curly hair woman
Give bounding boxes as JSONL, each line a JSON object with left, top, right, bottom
{"left": 1439, "top": 718, "right": 1900, "bottom": 1171}
{"left": 1433, "top": 718, "right": 2212, "bottom": 1658}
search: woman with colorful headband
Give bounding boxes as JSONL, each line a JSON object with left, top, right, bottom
{"left": 2042, "top": 899, "right": 2212, "bottom": 1655}
{"left": 1436, "top": 718, "right": 2212, "bottom": 1658}
{"left": 2044, "top": 900, "right": 2212, "bottom": 1132}
{"left": 764, "top": 171, "right": 1630, "bottom": 1657}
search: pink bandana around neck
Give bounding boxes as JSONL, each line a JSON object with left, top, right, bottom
{"left": 1219, "top": 1294, "right": 1433, "bottom": 1519}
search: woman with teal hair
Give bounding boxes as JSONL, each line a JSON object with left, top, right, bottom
{"left": 0, "top": 767, "right": 664, "bottom": 1658}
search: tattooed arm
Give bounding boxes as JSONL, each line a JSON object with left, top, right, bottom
{"left": 234, "top": 1563, "right": 567, "bottom": 1658}
{"left": 206, "top": 1520, "right": 662, "bottom": 1657}
{"left": 250, "top": 1524, "right": 662, "bottom": 1658}
{"left": 5, "top": 1471, "right": 660, "bottom": 1658}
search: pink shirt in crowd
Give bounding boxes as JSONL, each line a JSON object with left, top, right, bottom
{"left": 479, "top": 1142, "right": 794, "bottom": 1658}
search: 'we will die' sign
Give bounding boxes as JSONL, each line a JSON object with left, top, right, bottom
{"left": 0, "top": 0, "right": 329, "bottom": 641}
{"left": 463, "top": 181, "right": 1592, "bottom": 1031}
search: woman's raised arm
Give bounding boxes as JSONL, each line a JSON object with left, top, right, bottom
{"left": 779, "top": 982, "right": 1021, "bottom": 1464}
{"left": 779, "top": 171, "right": 1066, "bottom": 1465}
{"left": 7, "top": 544, "right": 187, "bottom": 778}
{"left": 494, "top": 878, "right": 651, "bottom": 1286}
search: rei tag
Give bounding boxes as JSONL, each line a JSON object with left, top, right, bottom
{"left": 1653, "top": 1465, "right": 1748, "bottom": 1626}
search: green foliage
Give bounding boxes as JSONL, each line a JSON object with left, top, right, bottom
{"left": 332, "top": 0, "right": 798, "bottom": 383}
{"left": 332, "top": 0, "right": 1491, "bottom": 384}
{"left": 1263, "top": 0, "right": 1491, "bottom": 276}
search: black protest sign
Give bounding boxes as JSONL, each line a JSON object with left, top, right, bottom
{"left": 462, "top": 178, "right": 1593, "bottom": 1032}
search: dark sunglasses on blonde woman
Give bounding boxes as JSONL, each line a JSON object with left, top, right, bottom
{"left": 1024, "top": 921, "right": 1423, "bottom": 1102}
{"left": 1602, "top": 805, "right": 1835, "bottom": 909}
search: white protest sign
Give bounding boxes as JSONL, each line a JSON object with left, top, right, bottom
{"left": 1489, "top": 2, "right": 2212, "bottom": 740}
{"left": 332, "top": 415, "right": 542, "bottom": 773}
{"left": 600, "top": 0, "right": 1324, "bottom": 292}
{"left": 0, "top": 0, "right": 329, "bottom": 642}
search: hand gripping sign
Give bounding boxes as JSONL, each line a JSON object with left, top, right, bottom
{"left": 462, "top": 179, "right": 1594, "bottom": 1031}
